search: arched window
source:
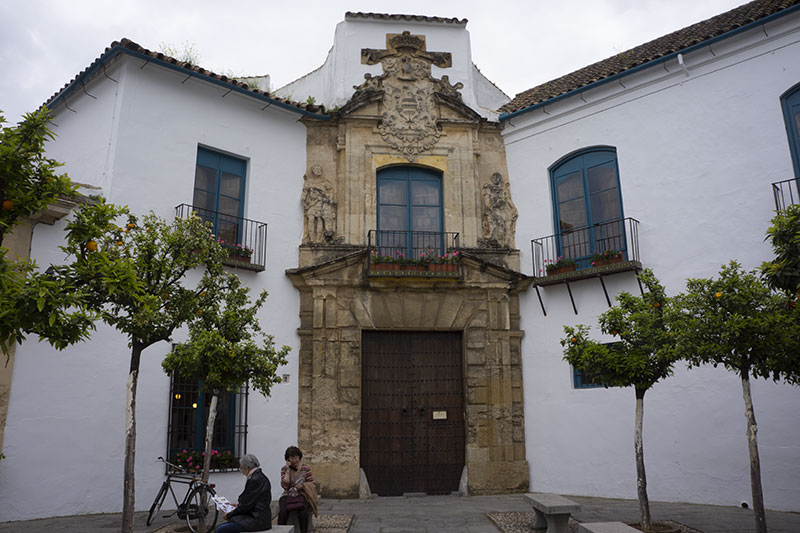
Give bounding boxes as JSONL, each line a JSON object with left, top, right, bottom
{"left": 781, "top": 82, "right": 800, "bottom": 180}
{"left": 550, "top": 148, "right": 624, "bottom": 265}
{"left": 377, "top": 166, "right": 443, "bottom": 258}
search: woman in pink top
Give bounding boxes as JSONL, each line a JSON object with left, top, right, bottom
{"left": 278, "top": 446, "right": 314, "bottom": 533}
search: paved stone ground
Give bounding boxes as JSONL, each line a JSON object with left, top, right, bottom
{"left": 1, "top": 494, "right": 798, "bottom": 532}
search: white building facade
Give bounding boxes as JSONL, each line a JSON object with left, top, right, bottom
{"left": 1, "top": 1, "right": 799, "bottom": 522}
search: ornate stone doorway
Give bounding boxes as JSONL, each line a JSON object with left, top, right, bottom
{"left": 360, "top": 330, "right": 465, "bottom": 495}
{"left": 287, "top": 254, "right": 530, "bottom": 498}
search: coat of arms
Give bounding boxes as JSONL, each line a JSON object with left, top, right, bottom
{"left": 355, "top": 32, "right": 461, "bottom": 161}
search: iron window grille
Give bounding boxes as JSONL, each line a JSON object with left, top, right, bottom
{"left": 166, "top": 373, "right": 248, "bottom": 473}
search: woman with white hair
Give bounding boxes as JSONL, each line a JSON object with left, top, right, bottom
{"left": 215, "top": 453, "right": 272, "bottom": 532}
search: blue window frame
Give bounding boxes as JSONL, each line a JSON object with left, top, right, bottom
{"left": 550, "top": 148, "right": 625, "bottom": 268}
{"left": 377, "top": 166, "right": 444, "bottom": 257}
{"left": 193, "top": 147, "right": 247, "bottom": 245}
{"left": 573, "top": 368, "right": 605, "bottom": 389}
{"left": 572, "top": 342, "right": 621, "bottom": 389}
{"left": 781, "top": 82, "right": 800, "bottom": 183}
{"left": 167, "top": 373, "right": 248, "bottom": 469}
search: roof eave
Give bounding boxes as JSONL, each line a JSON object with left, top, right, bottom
{"left": 499, "top": 3, "right": 800, "bottom": 122}
{"left": 46, "top": 44, "right": 331, "bottom": 121}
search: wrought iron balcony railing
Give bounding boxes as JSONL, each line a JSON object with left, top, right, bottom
{"left": 772, "top": 178, "right": 799, "bottom": 212}
{"left": 367, "top": 230, "right": 460, "bottom": 278}
{"left": 531, "top": 217, "right": 641, "bottom": 281}
{"left": 175, "top": 204, "right": 267, "bottom": 272}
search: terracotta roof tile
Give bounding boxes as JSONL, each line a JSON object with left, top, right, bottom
{"left": 44, "top": 38, "right": 327, "bottom": 116}
{"left": 501, "top": 0, "right": 800, "bottom": 114}
{"left": 345, "top": 12, "right": 467, "bottom": 25}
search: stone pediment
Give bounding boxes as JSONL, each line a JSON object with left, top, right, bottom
{"left": 286, "top": 248, "right": 531, "bottom": 293}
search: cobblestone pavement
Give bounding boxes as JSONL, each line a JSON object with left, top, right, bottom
{"left": 1, "top": 494, "right": 798, "bottom": 532}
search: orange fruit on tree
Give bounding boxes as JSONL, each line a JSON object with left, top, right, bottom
{"left": 715, "top": 292, "right": 723, "bottom": 299}
{"left": 86, "top": 240, "right": 98, "bottom": 252}
{"left": 127, "top": 223, "right": 135, "bottom": 229}
{"left": 116, "top": 241, "right": 124, "bottom": 246}
{"left": 2, "top": 199, "right": 13, "bottom": 210}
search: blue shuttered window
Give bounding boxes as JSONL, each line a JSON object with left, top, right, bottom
{"left": 550, "top": 148, "right": 625, "bottom": 267}
{"left": 781, "top": 82, "right": 800, "bottom": 182}
{"left": 377, "top": 166, "right": 444, "bottom": 257}
{"left": 193, "top": 147, "right": 247, "bottom": 245}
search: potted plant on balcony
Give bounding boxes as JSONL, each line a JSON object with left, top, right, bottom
{"left": 419, "top": 249, "right": 460, "bottom": 272}
{"left": 591, "top": 249, "right": 624, "bottom": 267}
{"left": 370, "top": 250, "right": 400, "bottom": 271}
{"left": 218, "top": 239, "right": 253, "bottom": 263}
{"left": 545, "top": 256, "right": 577, "bottom": 275}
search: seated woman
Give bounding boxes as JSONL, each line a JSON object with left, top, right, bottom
{"left": 216, "top": 454, "right": 272, "bottom": 532}
{"left": 278, "top": 446, "right": 314, "bottom": 533}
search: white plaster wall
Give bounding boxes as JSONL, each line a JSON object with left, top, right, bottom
{"left": 506, "top": 13, "right": 800, "bottom": 511}
{"left": 0, "top": 56, "right": 307, "bottom": 521}
{"left": 276, "top": 17, "right": 501, "bottom": 119}
{"left": 45, "top": 57, "right": 125, "bottom": 192}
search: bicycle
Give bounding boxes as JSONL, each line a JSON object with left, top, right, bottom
{"left": 147, "top": 456, "right": 219, "bottom": 532}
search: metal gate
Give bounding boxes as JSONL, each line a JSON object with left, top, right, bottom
{"left": 360, "top": 331, "right": 465, "bottom": 495}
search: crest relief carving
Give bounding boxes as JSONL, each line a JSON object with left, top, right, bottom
{"left": 354, "top": 31, "right": 464, "bottom": 162}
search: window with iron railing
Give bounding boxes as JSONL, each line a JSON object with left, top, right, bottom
{"left": 550, "top": 148, "right": 626, "bottom": 265}
{"left": 193, "top": 147, "right": 247, "bottom": 246}
{"left": 166, "top": 373, "right": 248, "bottom": 472}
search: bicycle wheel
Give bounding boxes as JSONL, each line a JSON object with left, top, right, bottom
{"left": 146, "top": 482, "right": 169, "bottom": 526}
{"left": 185, "top": 485, "right": 218, "bottom": 533}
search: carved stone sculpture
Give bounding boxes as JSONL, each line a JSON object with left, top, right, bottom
{"left": 302, "top": 169, "right": 337, "bottom": 243}
{"left": 357, "top": 31, "right": 463, "bottom": 161}
{"left": 481, "top": 172, "right": 518, "bottom": 248}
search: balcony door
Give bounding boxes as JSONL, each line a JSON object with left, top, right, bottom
{"left": 782, "top": 83, "right": 800, "bottom": 186}
{"left": 551, "top": 148, "right": 624, "bottom": 266}
{"left": 193, "top": 147, "right": 246, "bottom": 244}
{"left": 377, "top": 166, "right": 443, "bottom": 258}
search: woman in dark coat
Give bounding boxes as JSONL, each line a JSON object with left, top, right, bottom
{"left": 216, "top": 454, "right": 272, "bottom": 532}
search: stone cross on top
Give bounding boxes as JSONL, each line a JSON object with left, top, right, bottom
{"left": 361, "top": 31, "right": 452, "bottom": 80}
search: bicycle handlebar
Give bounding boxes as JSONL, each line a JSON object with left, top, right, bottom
{"left": 156, "top": 456, "right": 214, "bottom": 485}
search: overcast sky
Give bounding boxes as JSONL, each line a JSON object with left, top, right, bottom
{"left": 1, "top": 0, "right": 746, "bottom": 124}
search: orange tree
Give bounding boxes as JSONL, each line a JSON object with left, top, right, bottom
{"left": 0, "top": 109, "right": 99, "bottom": 356}
{"left": 562, "top": 269, "right": 678, "bottom": 532}
{"left": 62, "top": 203, "right": 226, "bottom": 533}
{"left": 761, "top": 204, "right": 800, "bottom": 386}
{"left": 162, "top": 273, "right": 289, "bottom": 531}
{"left": 672, "top": 261, "right": 800, "bottom": 533}
{"left": 761, "top": 204, "right": 800, "bottom": 297}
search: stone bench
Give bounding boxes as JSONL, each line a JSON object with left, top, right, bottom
{"left": 251, "top": 527, "right": 294, "bottom": 533}
{"left": 578, "top": 522, "right": 639, "bottom": 533}
{"left": 524, "top": 492, "right": 581, "bottom": 533}
{"left": 268, "top": 499, "right": 316, "bottom": 532}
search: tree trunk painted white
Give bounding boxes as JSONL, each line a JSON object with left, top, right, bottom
{"left": 121, "top": 343, "right": 142, "bottom": 533}
{"left": 202, "top": 391, "right": 218, "bottom": 479}
{"left": 634, "top": 388, "right": 652, "bottom": 531}
{"left": 741, "top": 372, "right": 767, "bottom": 533}
{"left": 197, "top": 391, "right": 219, "bottom": 533}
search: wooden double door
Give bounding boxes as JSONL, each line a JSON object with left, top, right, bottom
{"left": 360, "top": 331, "right": 465, "bottom": 496}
